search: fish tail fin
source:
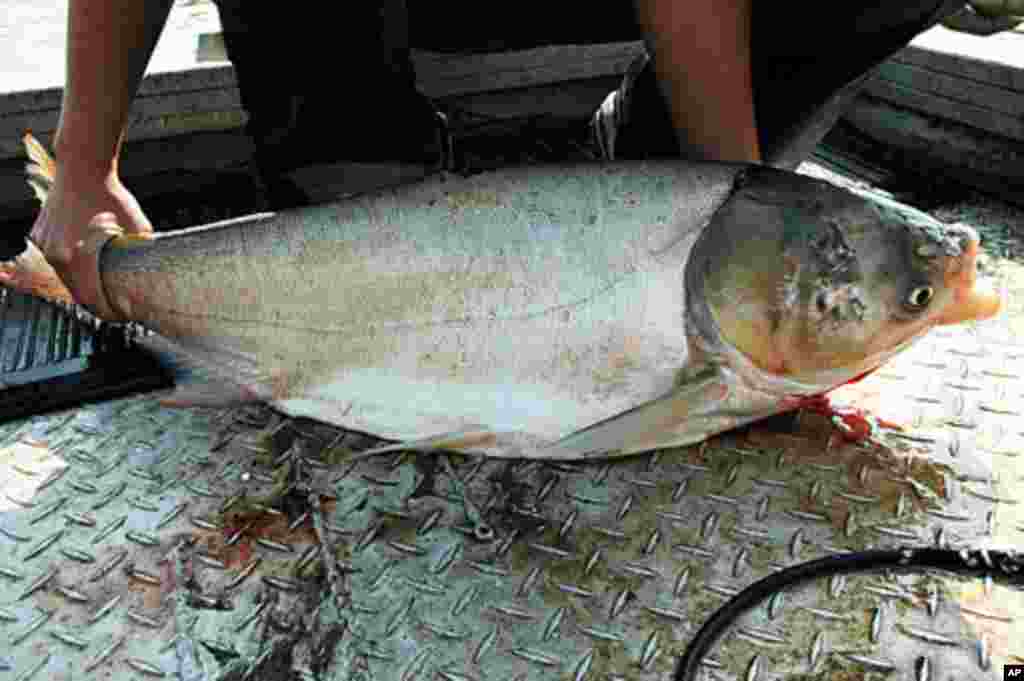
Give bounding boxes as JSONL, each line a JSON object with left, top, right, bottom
{"left": 0, "top": 241, "right": 75, "bottom": 304}
{"left": 0, "top": 134, "right": 74, "bottom": 303}
{"left": 23, "top": 131, "right": 56, "bottom": 204}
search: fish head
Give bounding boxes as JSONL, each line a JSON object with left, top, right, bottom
{"left": 690, "top": 167, "right": 1002, "bottom": 385}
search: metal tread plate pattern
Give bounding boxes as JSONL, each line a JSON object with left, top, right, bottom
{"left": 2, "top": 234, "right": 1024, "bottom": 681}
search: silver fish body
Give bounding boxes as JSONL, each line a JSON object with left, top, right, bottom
{"left": 112, "top": 162, "right": 750, "bottom": 457}
{"left": 14, "top": 146, "right": 1002, "bottom": 459}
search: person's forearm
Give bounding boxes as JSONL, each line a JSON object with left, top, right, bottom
{"left": 632, "top": 0, "right": 761, "bottom": 163}
{"left": 55, "top": 0, "right": 174, "bottom": 176}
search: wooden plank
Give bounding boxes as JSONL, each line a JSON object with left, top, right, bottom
{"left": 192, "top": 38, "right": 642, "bottom": 98}
{"left": 841, "top": 95, "right": 1024, "bottom": 203}
{"left": 188, "top": 41, "right": 643, "bottom": 99}
{"left": 413, "top": 44, "right": 639, "bottom": 98}
{"left": 862, "top": 77, "right": 1024, "bottom": 142}
{"left": 894, "top": 43, "right": 1024, "bottom": 91}
{"left": 0, "top": 105, "right": 247, "bottom": 158}
{"left": 874, "top": 61, "right": 1022, "bottom": 117}
{"left": 0, "top": 127, "right": 257, "bottom": 222}
{"left": 434, "top": 77, "right": 617, "bottom": 121}
{"left": 809, "top": 146, "right": 893, "bottom": 188}
{"left": 0, "top": 73, "right": 243, "bottom": 157}
{"left": 909, "top": 25, "right": 1024, "bottom": 71}
{"left": 0, "top": 76, "right": 615, "bottom": 226}
{"left": 0, "top": 42, "right": 640, "bottom": 161}
{"left": 0, "top": 65, "right": 236, "bottom": 117}
{"left": 0, "top": 87, "right": 62, "bottom": 118}
{"left": 1, "top": 85, "right": 243, "bottom": 127}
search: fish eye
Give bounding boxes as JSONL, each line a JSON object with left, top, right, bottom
{"left": 906, "top": 285, "right": 934, "bottom": 309}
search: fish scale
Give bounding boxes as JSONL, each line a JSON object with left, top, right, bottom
{"left": 0, "top": 252, "right": 1020, "bottom": 680}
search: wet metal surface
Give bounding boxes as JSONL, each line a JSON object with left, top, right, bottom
{"left": 1, "top": 211, "right": 1023, "bottom": 681}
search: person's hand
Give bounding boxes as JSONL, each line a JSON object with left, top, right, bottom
{"left": 25, "top": 158, "right": 153, "bottom": 318}
{"left": 30, "top": 163, "right": 152, "bottom": 267}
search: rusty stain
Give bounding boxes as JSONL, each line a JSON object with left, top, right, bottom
{"left": 958, "top": 584, "right": 1015, "bottom": 659}
{"left": 126, "top": 579, "right": 162, "bottom": 610}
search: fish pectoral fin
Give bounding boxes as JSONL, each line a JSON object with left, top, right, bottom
{"left": 545, "top": 368, "right": 731, "bottom": 459}
{"left": 353, "top": 430, "right": 499, "bottom": 460}
{"left": 136, "top": 332, "right": 274, "bottom": 408}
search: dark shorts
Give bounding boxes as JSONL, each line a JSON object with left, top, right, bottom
{"left": 211, "top": 1, "right": 963, "bottom": 174}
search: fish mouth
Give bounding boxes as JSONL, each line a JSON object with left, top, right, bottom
{"left": 936, "top": 236, "right": 1002, "bottom": 325}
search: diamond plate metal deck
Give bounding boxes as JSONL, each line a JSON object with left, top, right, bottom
{"left": 2, "top": 225, "right": 1023, "bottom": 681}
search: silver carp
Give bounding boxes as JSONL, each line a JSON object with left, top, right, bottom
{"left": 4, "top": 134, "right": 1002, "bottom": 459}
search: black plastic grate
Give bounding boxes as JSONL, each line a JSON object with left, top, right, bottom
{"left": 0, "top": 288, "right": 171, "bottom": 423}
{"left": 0, "top": 287, "right": 91, "bottom": 377}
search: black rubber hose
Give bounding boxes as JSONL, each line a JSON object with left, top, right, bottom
{"left": 673, "top": 547, "right": 1024, "bottom": 681}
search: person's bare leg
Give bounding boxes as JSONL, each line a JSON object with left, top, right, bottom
{"left": 631, "top": 0, "right": 760, "bottom": 163}
{"left": 56, "top": 0, "right": 172, "bottom": 181}
{"left": 19, "top": 0, "right": 173, "bottom": 309}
